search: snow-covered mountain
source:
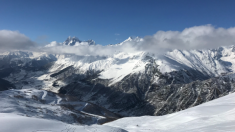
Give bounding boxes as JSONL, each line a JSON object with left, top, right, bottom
{"left": 63, "top": 36, "right": 96, "bottom": 46}
{"left": 45, "top": 36, "right": 96, "bottom": 47}
{"left": 1, "top": 36, "right": 235, "bottom": 131}
{"left": 108, "top": 36, "right": 143, "bottom": 46}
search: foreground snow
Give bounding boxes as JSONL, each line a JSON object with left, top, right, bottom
{"left": 105, "top": 92, "right": 235, "bottom": 132}
{"left": 0, "top": 113, "right": 126, "bottom": 132}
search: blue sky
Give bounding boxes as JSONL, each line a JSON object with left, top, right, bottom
{"left": 1, "top": 0, "right": 235, "bottom": 45}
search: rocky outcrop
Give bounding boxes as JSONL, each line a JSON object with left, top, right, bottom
{"left": 0, "top": 78, "right": 15, "bottom": 91}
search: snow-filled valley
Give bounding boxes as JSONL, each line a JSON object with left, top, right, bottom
{"left": 1, "top": 36, "right": 235, "bottom": 131}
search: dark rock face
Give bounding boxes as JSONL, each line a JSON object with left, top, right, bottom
{"left": 0, "top": 52, "right": 57, "bottom": 91}
{"left": 147, "top": 77, "right": 235, "bottom": 115}
{"left": 50, "top": 66, "right": 74, "bottom": 78}
{"left": 63, "top": 37, "right": 81, "bottom": 46}
{"left": 0, "top": 67, "right": 16, "bottom": 78}
{"left": 157, "top": 69, "right": 210, "bottom": 85}
{"left": 0, "top": 78, "right": 15, "bottom": 91}
{"left": 55, "top": 93, "right": 122, "bottom": 125}
{"left": 0, "top": 52, "right": 57, "bottom": 72}
{"left": 59, "top": 73, "right": 235, "bottom": 117}
{"left": 63, "top": 37, "right": 96, "bottom": 46}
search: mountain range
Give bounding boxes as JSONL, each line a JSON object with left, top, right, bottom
{"left": 0, "top": 36, "right": 235, "bottom": 131}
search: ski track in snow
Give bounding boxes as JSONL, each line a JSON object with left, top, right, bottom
{"left": 56, "top": 95, "right": 62, "bottom": 104}
{"left": 42, "top": 90, "right": 47, "bottom": 100}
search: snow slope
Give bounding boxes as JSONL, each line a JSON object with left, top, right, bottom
{"left": 165, "top": 48, "right": 228, "bottom": 76}
{"left": 105, "top": 92, "right": 235, "bottom": 132}
{"left": 0, "top": 113, "right": 126, "bottom": 132}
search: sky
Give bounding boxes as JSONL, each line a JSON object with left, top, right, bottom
{"left": 1, "top": 0, "right": 235, "bottom": 46}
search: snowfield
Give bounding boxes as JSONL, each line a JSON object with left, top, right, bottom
{"left": 105, "top": 92, "right": 235, "bottom": 132}
{"left": 0, "top": 113, "right": 126, "bottom": 132}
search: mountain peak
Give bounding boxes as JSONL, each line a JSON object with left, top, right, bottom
{"left": 63, "top": 36, "right": 81, "bottom": 46}
{"left": 119, "top": 36, "right": 143, "bottom": 45}
{"left": 63, "top": 37, "right": 96, "bottom": 46}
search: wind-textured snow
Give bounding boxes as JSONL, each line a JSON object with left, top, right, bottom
{"left": 105, "top": 92, "right": 235, "bottom": 132}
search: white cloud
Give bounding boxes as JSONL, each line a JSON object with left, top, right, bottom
{"left": 41, "top": 25, "right": 235, "bottom": 56}
{"left": 3, "top": 25, "right": 235, "bottom": 56}
{"left": 0, "top": 30, "right": 35, "bottom": 50}
{"left": 42, "top": 43, "right": 136, "bottom": 56}
{"left": 45, "top": 41, "right": 61, "bottom": 47}
{"left": 140, "top": 25, "right": 235, "bottom": 53}
{"left": 115, "top": 33, "right": 120, "bottom": 36}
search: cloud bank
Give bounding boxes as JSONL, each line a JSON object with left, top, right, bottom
{"left": 2, "top": 25, "right": 235, "bottom": 56}
{"left": 0, "top": 30, "right": 35, "bottom": 50}
{"left": 140, "top": 25, "right": 235, "bottom": 54}
{"left": 45, "top": 41, "right": 61, "bottom": 47}
{"left": 42, "top": 43, "right": 136, "bottom": 56}
{"left": 41, "top": 25, "right": 235, "bottom": 56}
